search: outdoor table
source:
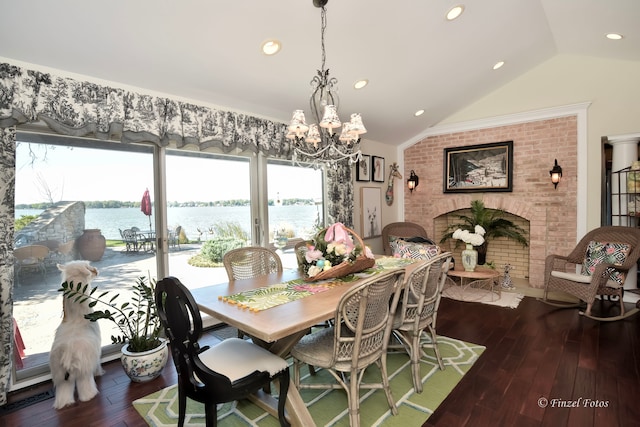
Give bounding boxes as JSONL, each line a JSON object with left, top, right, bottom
{"left": 191, "top": 258, "right": 419, "bottom": 427}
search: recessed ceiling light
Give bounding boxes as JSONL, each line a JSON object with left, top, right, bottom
{"left": 446, "top": 5, "right": 464, "bottom": 21}
{"left": 261, "top": 39, "right": 281, "bottom": 55}
{"left": 414, "top": 109, "right": 425, "bottom": 117}
{"left": 354, "top": 79, "right": 368, "bottom": 89}
{"left": 493, "top": 61, "right": 505, "bottom": 70}
{"left": 606, "top": 33, "right": 623, "bottom": 40}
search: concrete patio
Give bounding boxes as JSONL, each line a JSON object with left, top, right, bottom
{"left": 12, "top": 243, "right": 297, "bottom": 370}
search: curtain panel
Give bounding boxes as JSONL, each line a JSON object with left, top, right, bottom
{"left": 0, "top": 61, "right": 354, "bottom": 404}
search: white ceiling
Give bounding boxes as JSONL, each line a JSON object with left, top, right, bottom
{"left": 1, "top": 0, "right": 639, "bottom": 146}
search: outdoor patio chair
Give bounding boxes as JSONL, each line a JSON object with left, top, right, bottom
{"left": 120, "top": 228, "right": 140, "bottom": 253}
{"left": 541, "top": 225, "right": 640, "bottom": 321}
{"left": 155, "top": 276, "right": 290, "bottom": 427}
{"left": 291, "top": 269, "right": 405, "bottom": 427}
{"left": 169, "top": 226, "right": 182, "bottom": 250}
{"left": 388, "top": 252, "right": 452, "bottom": 393}
{"left": 14, "top": 244, "right": 50, "bottom": 281}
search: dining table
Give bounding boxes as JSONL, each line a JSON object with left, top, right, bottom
{"left": 190, "top": 257, "right": 418, "bottom": 427}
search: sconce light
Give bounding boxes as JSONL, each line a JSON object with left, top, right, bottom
{"left": 549, "top": 159, "right": 562, "bottom": 189}
{"left": 407, "top": 170, "right": 419, "bottom": 193}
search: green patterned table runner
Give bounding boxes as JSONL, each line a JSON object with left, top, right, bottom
{"left": 219, "top": 257, "right": 416, "bottom": 312}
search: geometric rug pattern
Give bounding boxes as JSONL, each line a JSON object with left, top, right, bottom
{"left": 133, "top": 336, "right": 484, "bottom": 427}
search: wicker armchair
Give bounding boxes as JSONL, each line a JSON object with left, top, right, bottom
{"left": 381, "top": 222, "right": 433, "bottom": 256}
{"left": 541, "top": 226, "right": 640, "bottom": 321}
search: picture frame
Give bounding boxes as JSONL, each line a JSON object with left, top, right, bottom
{"left": 360, "top": 187, "right": 382, "bottom": 238}
{"left": 356, "top": 155, "right": 371, "bottom": 182}
{"left": 372, "top": 156, "right": 385, "bottom": 182}
{"left": 443, "top": 140, "right": 513, "bottom": 193}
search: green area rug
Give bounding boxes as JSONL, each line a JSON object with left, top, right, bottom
{"left": 133, "top": 336, "right": 484, "bottom": 427}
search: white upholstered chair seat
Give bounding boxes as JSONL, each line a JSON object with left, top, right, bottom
{"left": 197, "top": 338, "right": 289, "bottom": 383}
{"left": 550, "top": 270, "right": 622, "bottom": 288}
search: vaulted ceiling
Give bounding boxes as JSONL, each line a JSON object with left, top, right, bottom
{"left": 1, "top": 0, "right": 638, "bottom": 146}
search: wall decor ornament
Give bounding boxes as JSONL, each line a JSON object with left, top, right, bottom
{"left": 372, "top": 156, "right": 385, "bottom": 183}
{"left": 443, "top": 141, "right": 513, "bottom": 193}
{"left": 360, "top": 187, "right": 382, "bottom": 238}
{"left": 356, "top": 154, "right": 371, "bottom": 181}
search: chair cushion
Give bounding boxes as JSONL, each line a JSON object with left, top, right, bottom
{"left": 551, "top": 270, "right": 622, "bottom": 288}
{"left": 290, "top": 326, "right": 336, "bottom": 369}
{"left": 581, "top": 240, "right": 630, "bottom": 284}
{"left": 198, "top": 338, "right": 288, "bottom": 383}
{"left": 390, "top": 238, "right": 440, "bottom": 260}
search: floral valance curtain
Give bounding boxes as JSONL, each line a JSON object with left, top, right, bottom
{"left": 0, "top": 61, "right": 354, "bottom": 405}
{"left": 0, "top": 63, "right": 292, "bottom": 156}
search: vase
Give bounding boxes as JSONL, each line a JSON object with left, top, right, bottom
{"left": 461, "top": 244, "right": 478, "bottom": 271}
{"left": 120, "top": 338, "right": 169, "bottom": 383}
{"left": 77, "top": 229, "right": 106, "bottom": 261}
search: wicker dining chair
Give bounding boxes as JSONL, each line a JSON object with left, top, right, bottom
{"left": 223, "top": 246, "right": 283, "bottom": 281}
{"left": 291, "top": 269, "right": 405, "bottom": 427}
{"left": 387, "top": 252, "right": 452, "bottom": 393}
{"left": 541, "top": 225, "right": 640, "bottom": 321}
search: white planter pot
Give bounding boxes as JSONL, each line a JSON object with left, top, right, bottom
{"left": 120, "top": 338, "right": 169, "bottom": 383}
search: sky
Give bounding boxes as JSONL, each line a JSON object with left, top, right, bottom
{"left": 14, "top": 143, "right": 323, "bottom": 205}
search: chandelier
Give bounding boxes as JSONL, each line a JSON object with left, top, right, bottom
{"left": 286, "top": 0, "right": 366, "bottom": 168}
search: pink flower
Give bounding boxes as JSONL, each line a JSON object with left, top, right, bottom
{"left": 305, "top": 249, "right": 324, "bottom": 263}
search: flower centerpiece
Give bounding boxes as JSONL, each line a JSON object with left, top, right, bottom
{"left": 299, "top": 222, "right": 375, "bottom": 281}
{"left": 453, "top": 225, "right": 486, "bottom": 271}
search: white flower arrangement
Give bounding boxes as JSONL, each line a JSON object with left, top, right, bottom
{"left": 452, "top": 225, "right": 486, "bottom": 247}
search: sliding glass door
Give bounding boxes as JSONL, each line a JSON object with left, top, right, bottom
{"left": 11, "top": 132, "right": 327, "bottom": 388}
{"left": 13, "top": 134, "right": 158, "bottom": 383}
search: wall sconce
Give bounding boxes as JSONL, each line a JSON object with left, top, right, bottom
{"left": 549, "top": 159, "right": 562, "bottom": 189}
{"left": 407, "top": 170, "right": 419, "bottom": 193}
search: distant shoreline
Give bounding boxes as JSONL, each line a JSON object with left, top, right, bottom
{"left": 15, "top": 198, "right": 318, "bottom": 210}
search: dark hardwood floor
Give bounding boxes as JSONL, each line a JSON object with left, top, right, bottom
{"left": 3, "top": 296, "right": 639, "bottom": 427}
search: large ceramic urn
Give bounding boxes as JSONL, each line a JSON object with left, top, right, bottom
{"left": 77, "top": 229, "right": 106, "bottom": 261}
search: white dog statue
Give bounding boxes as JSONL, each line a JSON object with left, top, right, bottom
{"left": 50, "top": 261, "right": 104, "bottom": 409}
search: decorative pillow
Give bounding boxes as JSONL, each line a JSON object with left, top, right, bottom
{"left": 581, "top": 240, "right": 631, "bottom": 284}
{"left": 390, "top": 239, "right": 441, "bottom": 260}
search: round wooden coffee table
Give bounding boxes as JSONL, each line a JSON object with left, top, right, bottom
{"left": 446, "top": 268, "right": 501, "bottom": 301}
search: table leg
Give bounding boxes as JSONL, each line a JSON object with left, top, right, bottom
{"left": 248, "top": 330, "right": 317, "bottom": 426}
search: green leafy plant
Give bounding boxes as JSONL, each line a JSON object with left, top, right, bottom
{"left": 440, "top": 200, "right": 528, "bottom": 264}
{"left": 59, "top": 276, "right": 162, "bottom": 352}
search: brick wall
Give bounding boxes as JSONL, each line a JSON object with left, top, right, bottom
{"left": 404, "top": 116, "right": 578, "bottom": 288}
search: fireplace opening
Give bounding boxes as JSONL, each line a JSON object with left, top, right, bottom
{"left": 434, "top": 209, "right": 531, "bottom": 283}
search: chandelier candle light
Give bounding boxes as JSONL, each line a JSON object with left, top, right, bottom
{"left": 453, "top": 226, "right": 486, "bottom": 271}
{"left": 286, "top": 0, "right": 366, "bottom": 168}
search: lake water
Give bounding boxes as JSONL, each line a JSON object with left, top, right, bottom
{"left": 16, "top": 205, "right": 321, "bottom": 241}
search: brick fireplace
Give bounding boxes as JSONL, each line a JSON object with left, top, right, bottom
{"left": 403, "top": 116, "right": 578, "bottom": 288}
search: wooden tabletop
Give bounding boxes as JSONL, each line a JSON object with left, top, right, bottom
{"left": 191, "top": 269, "right": 366, "bottom": 343}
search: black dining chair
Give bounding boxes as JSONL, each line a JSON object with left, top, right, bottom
{"left": 155, "top": 276, "right": 291, "bottom": 427}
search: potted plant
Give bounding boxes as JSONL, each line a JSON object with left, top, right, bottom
{"left": 440, "top": 200, "right": 529, "bottom": 265}
{"left": 59, "top": 276, "right": 169, "bottom": 383}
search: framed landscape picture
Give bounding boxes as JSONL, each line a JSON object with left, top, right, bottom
{"left": 372, "top": 156, "right": 385, "bottom": 183}
{"left": 443, "top": 141, "right": 513, "bottom": 193}
{"left": 360, "top": 187, "right": 382, "bottom": 238}
{"left": 356, "top": 155, "right": 371, "bottom": 181}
